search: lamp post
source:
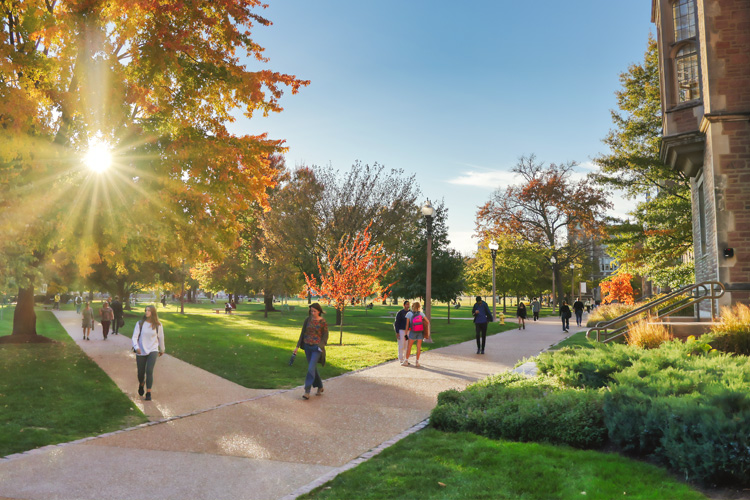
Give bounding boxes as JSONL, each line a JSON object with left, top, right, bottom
{"left": 488, "top": 240, "right": 499, "bottom": 322}
{"left": 570, "top": 263, "right": 576, "bottom": 303}
{"left": 550, "top": 256, "right": 557, "bottom": 313}
{"left": 421, "top": 200, "right": 435, "bottom": 323}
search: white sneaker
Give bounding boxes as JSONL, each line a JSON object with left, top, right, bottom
{"left": 401, "top": 360, "right": 410, "bottom": 366}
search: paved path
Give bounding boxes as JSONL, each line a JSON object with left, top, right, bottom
{"left": 0, "top": 311, "right": 576, "bottom": 500}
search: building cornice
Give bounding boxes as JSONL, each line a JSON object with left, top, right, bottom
{"left": 699, "top": 112, "right": 750, "bottom": 133}
{"left": 661, "top": 131, "right": 705, "bottom": 178}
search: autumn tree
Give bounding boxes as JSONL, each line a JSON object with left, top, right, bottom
{"left": 0, "top": 1, "right": 307, "bottom": 341}
{"left": 304, "top": 224, "right": 395, "bottom": 345}
{"left": 600, "top": 273, "right": 635, "bottom": 305}
{"left": 476, "top": 155, "right": 612, "bottom": 305}
{"left": 593, "top": 36, "right": 693, "bottom": 288}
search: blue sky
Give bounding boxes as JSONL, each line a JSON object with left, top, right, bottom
{"left": 232, "top": 1, "right": 654, "bottom": 254}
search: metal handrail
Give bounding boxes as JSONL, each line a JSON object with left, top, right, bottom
{"left": 586, "top": 281, "right": 725, "bottom": 343}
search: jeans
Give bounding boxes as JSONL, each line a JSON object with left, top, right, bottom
{"left": 113, "top": 315, "right": 122, "bottom": 334}
{"left": 303, "top": 343, "right": 323, "bottom": 393}
{"left": 136, "top": 352, "right": 158, "bottom": 389}
{"left": 562, "top": 316, "right": 570, "bottom": 331}
{"left": 475, "top": 322, "right": 488, "bottom": 351}
{"left": 575, "top": 311, "right": 583, "bottom": 326}
{"left": 397, "top": 329, "right": 407, "bottom": 363}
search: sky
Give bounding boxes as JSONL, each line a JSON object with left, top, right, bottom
{"left": 231, "top": 1, "right": 654, "bottom": 255}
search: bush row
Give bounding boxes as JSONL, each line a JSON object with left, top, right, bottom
{"left": 432, "top": 337, "right": 750, "bottom": 486}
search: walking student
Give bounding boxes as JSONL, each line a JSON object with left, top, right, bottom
{"left": 530, "top": 297, "right": 541, "bottom": 321}
{"left": 559, "top": 300, "right": 572, "bottom": 333}
{"left": 516, "top": 301, "right": 527, "bottom": 330}
{"left": 132, "top": 305, "right": 165, "bottom": 401}
{"left": 404, "top": 301, "right": 429, "bottom": 367}
{"left": 75, "top": 295, "right": 82, "bottom": 314}
{"left": 293, "top": 303, "right": 329, "bottom": 399}
{"left": 111, "top": 296, "right": 123, "bottom": 335}
{"left": 81, "top": 301, "right": 94, "bottom": 341}
{"left": 100, "top": 300, "right": 114, "bottom": 340}
{"left": 472, "top": 296, "right": 492, "bottom": 354}
{"left": 393, "top": 300, "right": 410, "bottom": 364}
{"left": 573, "top": 297, "right": 585, "bottom": 327}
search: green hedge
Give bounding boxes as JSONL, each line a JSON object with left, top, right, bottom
{"left": 431, "top": 372, "right": 607, "bottom": 449}
{"left": 433, "top": 337, "right": 750, "bottom": 487}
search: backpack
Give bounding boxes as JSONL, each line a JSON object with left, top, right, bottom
{"left": 411, "top": 313, "right": 424, "bottom": 332}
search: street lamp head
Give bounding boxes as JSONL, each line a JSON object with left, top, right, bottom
{"left": 550, "top": 256, "right": 556, "bottom": 264}
{"left": 570, "top": 263, "right": 575, "bottom": 270}
{"left": 488, "top": 240, "right": 499, "bottom": 251}
{"left": 421, "top": 199, "right": 434, "bottom": 217}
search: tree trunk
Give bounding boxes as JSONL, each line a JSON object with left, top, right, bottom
{"left": 263, "top": 289, "right": 276, "bottom": 315}
{"left": 335, "top": 308, "right": 342, "bottom": 326}
{"left": 339, "top": 307, "right": 344, "bottom": 345}
{"left": 12, "top": 286, "right": 37, "bottom": 336}
{"left": 447, "top": 302, "right": 450, "bottom": 324}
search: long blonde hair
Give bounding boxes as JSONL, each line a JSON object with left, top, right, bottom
{"left": 145, "top": 305, "right": 161, "bottom": 328}
{"left": 411, "top": 302, "right": 421, "bottom": 313}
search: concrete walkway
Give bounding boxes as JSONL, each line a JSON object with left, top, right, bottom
{"left": 0, "top": 311, "right": 576, "bottom": 500}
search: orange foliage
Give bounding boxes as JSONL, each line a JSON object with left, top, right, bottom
{"left": 600, "top": 273, "right": 635, "bottom": 305}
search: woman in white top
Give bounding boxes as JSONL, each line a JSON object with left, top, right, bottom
{"left": 132, "top": 305, "right": 165, "bottom": 401}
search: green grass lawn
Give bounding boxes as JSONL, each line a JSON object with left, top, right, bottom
{"left": 0, "top": 308, "right": 147, "bottom": 457}
{"left": 299, "top": 429, "right": 706, "bottom": 500}
{"left": 121, "top": 301, "right": 514, "bottom": 389}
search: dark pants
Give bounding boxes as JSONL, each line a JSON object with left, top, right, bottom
{"left": 475, "top": 322, "right": 488, "bottom": 351}
{"left": 102, "top": 321, "right": 111, "bottom": 339}
{"left": 533, "top": 311, "right": 539, "bottom": 321}
{"left": 561, "top": 316, "right": 570, "bottom": 331}
{"left": 303, "top": 343, "right": 323, "bottom": 393}
{"left": 113, "top": 315, "right": 122, "bottom": 334}
{"left": 136, "top": 352, "right": 158, "bottom": 390}
{"left": 575, "top": 311, "right": 583, "bottom": 326}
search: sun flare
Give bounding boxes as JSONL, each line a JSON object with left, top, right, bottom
{"left": 83, "top": 139, "right": 113, "bottom": 173}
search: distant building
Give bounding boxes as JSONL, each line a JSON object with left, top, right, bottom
{"left": 652, "top": 0, "right": 750, "bottom": 306}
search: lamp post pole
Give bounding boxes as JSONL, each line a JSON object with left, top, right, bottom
{"left": 570, "top": 263, "right": 576, "bottom": 303}
{"left": 489, "top": 240, "right": 499, "bottom": 322}
{"left": 422, "top": 200, "right": 435, "bottom": 323}
{"left": 550, "top": 256, "right": 557, "bottom": 314}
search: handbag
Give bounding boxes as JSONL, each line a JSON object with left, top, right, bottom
{"left": 118, "top": 317, "right": 125, "bottom": 328}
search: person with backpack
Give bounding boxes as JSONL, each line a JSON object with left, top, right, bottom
{"left": 75, "top": 295, "right": 82, "bottom": 314}
{"left": 404, "top": 301, "right": 429, "bottom": 367}
{"left": 132, "top": 305, "right": 165, "bottom": 401}
{"left": 99, "top": 300, "right": 114, "bottom": 340}
{"left": 393, "top": 300, "right": 410, "bottom": 365}
{"left": 472, "top": 296, "right": 492, "bottom": 354}
{"left": 292, "top": 303, "right": 329, "bottom": 399}
{"left": 559, "top": 300, "right": 572, "bottom": 333}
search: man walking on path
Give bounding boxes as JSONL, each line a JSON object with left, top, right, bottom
{"left": 53, "top": 293, "right": 60, "bottom": 310}
{"left": 393, "top": 300, "right": 410, "bottom": 364}
{"left": 530, "top": 298, "right": 541, "bottom": 321}
{"left": 111, "top": 296, "right": 124, "bottom": 335}
{"left": 573, "top": 297, "right": 585, "bottom": 327}
{"left": 472, "top": 296, "right": 492, "bottom": 354}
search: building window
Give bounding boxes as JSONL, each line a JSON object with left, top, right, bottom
{"left": 672, "top": 0, "right": 696, "bottom": 41}
{"left": 676, "top": 44, "right": 700, "bottom": 102}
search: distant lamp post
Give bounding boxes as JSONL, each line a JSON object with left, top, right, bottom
{"left": 421, "top": 200, "right": 435, "bottom": 322}
{"left": 488, "top": 240, "right": 499, "bottom": 322}
{"left": 550, "top": 256, "right": 557, "bottom": 313}
{"left": 570, "top": 263, "right": 576, "bottom": 302}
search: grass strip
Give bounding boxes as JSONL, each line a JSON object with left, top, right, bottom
{"left": 299, "top": 429, "right": 705, "bottom": 500}
{"left": 0, "top": 308, "right": 147, "bottom": 457}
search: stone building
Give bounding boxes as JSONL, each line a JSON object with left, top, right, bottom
{"left": 652, "top": 0, "right": 750, "bottom": 306}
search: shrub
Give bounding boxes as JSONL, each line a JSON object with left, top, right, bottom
{"left": 625, "top": 319, "right": 673, "bottom": 349}
{"left": 430, "top": 372, "right": 607, "bottom": 449}
{"left": 535, "top": 343, "right": 640, "bottom": 389}
{"left": 709, "top": 303, "right": 750, "bottom": 355}
{"left": 586, "top": 303, "right": 639, "bottom": 327}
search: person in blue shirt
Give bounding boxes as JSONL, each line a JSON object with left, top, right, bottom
{"left": 472, "top": 296, "right": 492, "bottom": 354}
{"left": 393, "top": 300, "right": 410, "bottom": 364}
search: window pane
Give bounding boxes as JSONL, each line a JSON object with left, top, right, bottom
{"left": 676, "top": 47, "right": 701, "bottom": 102}
{"left": 673, "top": 0, "right": 696, "bottom": 40}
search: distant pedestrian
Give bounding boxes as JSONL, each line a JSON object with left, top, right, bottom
{"left": 293, "top": 303, "right": 328, "bottom": 399}
{"left": 54, "top": 293, "right": 60, "bottom": 310}
{"left": 404, "top": 301, "right": 429, "bottom": 367}
{"left": 224, "top": 302, "right": 232, "bottom": 314}
{"left": 472, "top": 296, "right": 492, "bottom": 354}
{"left": 81, "top": 302, "right": 93, "bottom": 340}
{"left": 161, "top": 295, "right": 167, "bottom": 308}
{"left": 516, "top": 302, "right": 527, "bottom": 330}
{"left": 133, "top": 305, "right": 165, "bottom": 401}
{"left": 100, "top": 300, "right": 114, "bottom": 340}
{"left": 75, "top": 295, "right": 82, "bottom": 314}
{"left": 573, "top": 297, "right": 585, "bottom": 327}
{"left": 393, "top": 300, "right": 410, "bottom": 365}
{"left": 585, "top": 299, "right": 592, "bottom": 313}
{"left": 111, "top": 296, "right": 123, "bottom": 335}
{"left": 530, "top": 298, "right": 541, "bottom": 321}
{"left": 560, "top": 301, "right": 572, "bottom": 332}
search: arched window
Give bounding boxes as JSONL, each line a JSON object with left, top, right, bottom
{"left": 672, "top": 0, "right": 696, "bottom": 41}
{"left": 676, "top": 44, "right": 700, "bottom": 102}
